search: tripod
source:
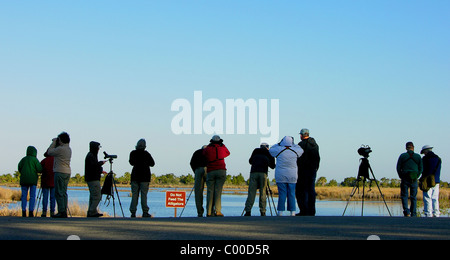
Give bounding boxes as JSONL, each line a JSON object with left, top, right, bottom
{"left": 102, "top": 158, "right": 125, "bottom": 217}
{"left": 266, "top": 180, "right": 278, "bottom": 216}
{"left": 343, "top": 157, "right": 392, "bottom": 217}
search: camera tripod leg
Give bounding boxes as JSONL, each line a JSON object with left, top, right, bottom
{"left": 342, "top": 182, "right": 360, "bottom": 216}
{"left": 368, "top": 166, "right": 392, "bottom": 217}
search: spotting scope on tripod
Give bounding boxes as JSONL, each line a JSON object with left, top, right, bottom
{"left": 342, "top": 145, "right": 392, "bottom": 217}
{"left": 101, "top": 151, "right": 125, "bottom": 217}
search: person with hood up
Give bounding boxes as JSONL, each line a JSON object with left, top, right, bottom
{"left": 203, "top": 135, "right": 230, "bottom": 217}
{"left": 296, "top": 129, "right": 321, "bottom": 216}
{"left": 269, "top": 136, "right": 303, "bottom": 216}
{"left": 18, "top": 146, "right": 43, "bottom": 217}
{"left": 85, "top": 141, "right": 107, "bottom": 217}
{"left": 129, "top": 138, "right": 155, "bottom": 218}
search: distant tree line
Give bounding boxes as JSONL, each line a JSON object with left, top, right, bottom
{"left": 1, "top": 172, "right": 448, "bottom": 188}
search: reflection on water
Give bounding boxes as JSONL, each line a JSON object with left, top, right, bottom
{"left": 6, "top": 186, "right": 434, "bottom": 218}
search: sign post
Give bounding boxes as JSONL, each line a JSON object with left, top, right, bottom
{"left": 165, "top": 190, "right": 186, "bottom": 217}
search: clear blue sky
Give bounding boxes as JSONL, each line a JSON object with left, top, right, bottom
{"left": 1, "top": 0, "right": 449, "bottom": 183}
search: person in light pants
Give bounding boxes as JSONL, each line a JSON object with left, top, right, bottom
{"left": 421, "top": 145, "right": 442, "bottom": 217}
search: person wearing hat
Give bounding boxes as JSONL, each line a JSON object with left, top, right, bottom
{"left": 243, "top": 143, "right": 276, "bottom": 216}
{"left": 84, "top": 141, "right": 107, "bottom": 217}
{"left": 396, "top": 142, "right": 423, "bottom": 217}
{"left": 296, "top": 128, "right": 321, "bottom": 216}
{"left": 203, "top": 135, "right": 230, "bottom": 217}
{"left": 421, "top": 145, "right": 442, "bottom": 217}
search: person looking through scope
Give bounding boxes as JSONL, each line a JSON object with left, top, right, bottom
{"left": 84, "top": 141, "right": 107, "bottom": 217}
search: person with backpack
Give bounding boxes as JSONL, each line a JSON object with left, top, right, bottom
{"left": 18, "top": 146, "right": 43, "bottom": 217}
{"left": 396, "top": 142, "right": 423, "bottom": 217}
{"left": 269, "top": 136, "right": 303, "bottom": 216}
{"left": 203, "top": 135, "right": 230, "bottom": 217}
{"left": 420, "top": 145, "right": 442, "bottom": 217}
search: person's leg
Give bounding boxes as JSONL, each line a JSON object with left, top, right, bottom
{"left": 277, "top": 183, "right": 287, "bottom": 215}
{"left": 140, "top": 182, "right": 150, "bottom": 216}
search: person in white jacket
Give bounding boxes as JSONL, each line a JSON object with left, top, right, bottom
{"left": 269, "top": 136, "right": 303, "bottom": 216}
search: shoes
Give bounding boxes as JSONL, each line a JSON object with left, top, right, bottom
{"left": 142, "top": 213, "right": 153, "bottom": 218}
{"left": 244, "top": 212, "right": 251, "bottom": 217}
{"left": 87, "top": 213, "right": 104, "bottom": 218}
{"left": 51, "top": 212, "right": 68, "bottom": 218}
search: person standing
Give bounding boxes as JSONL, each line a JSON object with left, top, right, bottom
{"left": 269, "top": 136, "right": 303, "bottom": 216}
{"left": 244, "top": 143, "right": 275, "bottom": 216}
{"left": 129, "top": 139, "right": 155, "bottom": 218}
{"left": 396, "top": 142, "right": 423, "bottom": 217}
{"left": 84, "top": 141, "right": 107, "bottom": 217}
{"left": 421, "top": 145, "right": 442, "bottom": 217}
{"left": 40, "top": 152, "right": 55, "bottom": 217}
{"left": 190, "top": 145, "right": 208, "bottom": 217}
{"left": 18, "top": 146, "right": 43, "bottom": 217}
{"left": 203, "top": 135, "right": 230, "bottom": 217}
{"left": 47, "top": 132, "right": 72, "bottom": 218}
{"left": 296, "top": 129, "right": 321, "bottom": 216}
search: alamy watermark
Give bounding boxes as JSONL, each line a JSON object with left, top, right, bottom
{"left": 171, "top": 91, "right": 280, "bottom": 144}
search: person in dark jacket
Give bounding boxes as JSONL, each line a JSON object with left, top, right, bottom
{"left": 18, "top": 146, "right": 43, "bottom": 217}
{"left": 85, "top": 141, "right": 106, "bottom": 217}
{"left": 203, "top": 135, "right": 230, "bottom": 217}
{"left": 296, "top": 129, "right": 320, "bottom": 216}
{"left": 244, "top": 143, "right": 275, "bottom": 216}
{"left": 190, "top": 145, "right": 208, "bottom": 217}
{"left": 421, "top": 145, "right": 442, "bottom": 217}
{"left": 129, "top": 138, "right": 155, "bottom": 218}
{"left": 40, "top": 152, "right": 55, "bottom": 217}
{"left": 397, "top": 142, "right": 423, "bottom": 217}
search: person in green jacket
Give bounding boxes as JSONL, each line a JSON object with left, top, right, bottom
{"left": 396, "top": 142, "right": 423, "bottom": 217}
{"left": 18, "top": 146, "right": 43, "bottom": 217}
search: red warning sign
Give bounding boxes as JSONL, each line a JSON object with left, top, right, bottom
{"left": 165, "top": 191, "right": 186, "bottom": 208}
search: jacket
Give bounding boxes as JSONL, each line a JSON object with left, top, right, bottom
{"left": 422, "top": 151, "right": 442, "bottom": 184}
{"left": 40, "top": 156, "right": 55, "bottom": 188}
{"left": 84, "top": 142, "right": 104, "bottom": 182}
{"left": 129, "top": 149, "right": 155, "bottom": 182}
{"left": 397, "top": 150, "right": 423, "bottom": 180}
{"left": 297, "top": 137, "right": 320, "bottom": 173}
{"left": 47, "top": 140, "right": 72, "bottom": 174}
{"left": 249, "top": 148, "right": 275, "bottom": 174}
{"left": 190, "top": 149, "right": 208, "bottom": 173}
{"left": 203, "top": 142, "right": 230, "bottom": 172}
{"left": 18, "top": 146, "right": 43, "bottom": 186}
{"left": 269, "top": 136, "right": 304, "bottom": 183}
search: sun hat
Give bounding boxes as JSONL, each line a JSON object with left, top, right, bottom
{"left": 421, "top": 145, "right": 433, "bottom": 154}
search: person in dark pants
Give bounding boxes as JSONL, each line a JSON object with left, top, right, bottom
{"left": 129, "top": 139, "right": 155, "bottom": 218}
{"left": 296, "top": 129, "right": 320, "bottom": 216}
{"left": 190, "top": 145, "right": 208, "bottom": 217}
{"left": 244, "top": 143, "right": 275, "bottom": 216}
{"left": 84, "top": 141, "right": 107, "bottom": 217}
{"left": 397, "top": 142, "right": 423, "bottom": 217}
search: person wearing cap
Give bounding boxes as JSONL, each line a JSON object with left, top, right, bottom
{"left": 396, "top": 142, "right": 423, "bottom": 217}
{"left": 421, "top": 145, "right": 442, "bottom": 217}
{"left": 296, "top": 128, "right": 321, "bottom": 216}
{"left": 84, "top": 141, "right": 107, "bottom": 217}
{"left": 203, "top": 135, "right": 230, "bottom": 217}
{"left": 190, "top": 145, "right": 208, "bottom": 217}
{"left": 243, "top": 143, "right": 276, "bottom": 216}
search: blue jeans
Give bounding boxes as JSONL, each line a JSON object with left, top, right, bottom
{"left": 277, "top": 183, "right": 296, "bottom": 212}
{"left": 42, "top": 187, "right": 56, "bottom": 214}
{"left": 401, "top": 178, "right": 418, "bottom": 217}
{"left": 21, "top": 185, "right": 36, "bottom": 212}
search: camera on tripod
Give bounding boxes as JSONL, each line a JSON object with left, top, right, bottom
{"left": 357, "top": 145, "right": 372, "bottom": 158}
